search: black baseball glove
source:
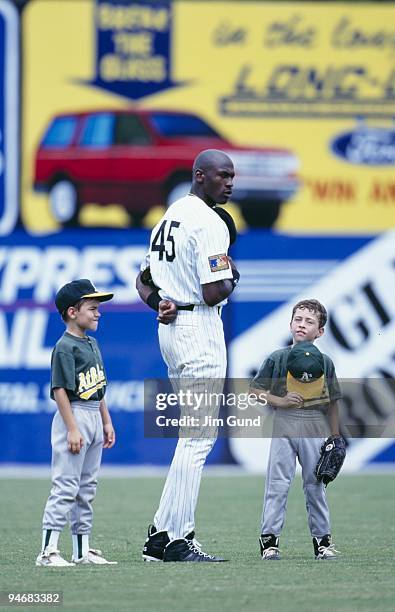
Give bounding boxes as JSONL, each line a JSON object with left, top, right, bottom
{"left": 315, "top": 435, "right": 346, "bottom": 486}
{"left": 213, "top": 206, "right": 237, "bottom": 245}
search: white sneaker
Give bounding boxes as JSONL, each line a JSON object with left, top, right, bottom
{"left": 259, "top": 534, "right": 280, "bottom": 560}
{"left": 36, "top": 547, "right": 75, "bottom": 567}
{"left": 261, "top": 546, "right": 280, "bottom": 560}
{"left": 313, "top": 535, "right": 340, "bottom": 560}
{"left": 72, "top": 548, "right": 117, "bottom": 565}
{"left": 315, "top": 544, "right": 339, "bottom": 560}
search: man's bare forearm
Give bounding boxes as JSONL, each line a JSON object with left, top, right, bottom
{"left": 136, "top": 271, "right": 158, "bottom": 304}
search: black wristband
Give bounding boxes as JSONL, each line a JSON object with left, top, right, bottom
{"left": 231, "top": 268, "right": 240, "bottom": 289}
{"left": 147, "top": 290, "right": 161, "bottom": 311}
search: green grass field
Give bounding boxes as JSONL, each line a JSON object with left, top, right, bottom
{"left": 0, "top": 474, "right": 394, "bottom": 612}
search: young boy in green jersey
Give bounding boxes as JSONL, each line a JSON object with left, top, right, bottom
{"left": 250, "top": 299, "right": 343, "bottom": 561}
{"left": 36, "top": 279, "right": 117, "bottom": 567}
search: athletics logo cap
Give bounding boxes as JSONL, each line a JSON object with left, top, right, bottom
{"left": 55, "top": 279, "right": 113, "bottom": 314}
{"left": 286, "top": 341, "right": 325, "bottom": 400}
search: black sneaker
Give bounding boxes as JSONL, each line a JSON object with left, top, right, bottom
{"left": 313, "top": 534, "right": 339, "bottom": 560}
{"left": 163, "top": 538, "right": 227, "bottom": 562}
{"left": 259, "top": 533, "right": 280, "bottom": 560}
{"left": 142, "top": 524, "right": 170, "bottom": 561}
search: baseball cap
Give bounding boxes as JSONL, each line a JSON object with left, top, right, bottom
{"left": 55, "top": 279, "right": 113, "bottom": 314}
{"left": 286, "top": 341, "right": 325, "bottom": 400}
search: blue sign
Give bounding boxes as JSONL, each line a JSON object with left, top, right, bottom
{"left": 0, "top": 229, "right": 229, "bottom": 465}
{"left": 1, "top": 228, "right": 394, "bottom": 468}
{"left": 89, "top": 0, "right": 184, "bottom": 100}
{"left": 0, "top": 0, "right": 18, "bottom": 236}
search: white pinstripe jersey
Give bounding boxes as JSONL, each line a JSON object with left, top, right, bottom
{"left": 142, "top": 194, "right": 233, "bottom": 305}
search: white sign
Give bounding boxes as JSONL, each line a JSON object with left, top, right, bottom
{"left": 229, "top": 231, "right": 395, "bottom": 471}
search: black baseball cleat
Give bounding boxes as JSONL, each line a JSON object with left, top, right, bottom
{"left": 259, "top": 533, "right": 280, "bottom": 560}
{"left": 163, "top": 538, "right": 228, "bottom": 562}
{"left": 142, "top": 524, "right": 170, "bottom": 561}
{"left": 142, "top": 525, "right": 202, "bottom": 561}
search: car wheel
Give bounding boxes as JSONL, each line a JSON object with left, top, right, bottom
{"left": 166, "top": 181, "right": 191, "bottom": 207}
{"left": 49, "top": 180, "right": 79, "bottom": 224}
{"left": 240, "top": 200, "right": 281, "bottom": 228}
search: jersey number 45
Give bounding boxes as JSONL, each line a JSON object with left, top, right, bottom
{"left": 152, "top": 220, "right": 180, "bottom": 262}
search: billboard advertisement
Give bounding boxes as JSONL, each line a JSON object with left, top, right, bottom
{"left": 21, "top": 0, "right": 395, "bottom": 235}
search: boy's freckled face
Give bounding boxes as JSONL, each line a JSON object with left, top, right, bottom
{"left": 290, "top": 307, "right": 323, "bottom": 343}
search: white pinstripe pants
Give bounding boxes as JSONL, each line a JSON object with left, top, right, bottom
{"left": 154, "top": 305, "right": 227, "bottom": 540}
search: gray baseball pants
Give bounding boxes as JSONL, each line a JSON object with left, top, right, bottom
{"left": 261, "top": 407, "right": 332, "bottom": 538}
{"left": 42, "top": 402, "right": 103, "bottom": 535}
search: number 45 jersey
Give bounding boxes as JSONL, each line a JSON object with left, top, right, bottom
{"left": 142, "top": 194, "right": 233, "bottom": 306}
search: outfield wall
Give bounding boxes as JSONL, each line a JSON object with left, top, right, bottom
{"left": 1, "top": 229, "right": 395, "bottom": 470}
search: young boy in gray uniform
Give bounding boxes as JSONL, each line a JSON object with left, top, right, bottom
{"left": 250, "top": 299, "right": 342, "bottom": 561}
{"left": 36, "top": 279, "right": 117, "bottom": 567}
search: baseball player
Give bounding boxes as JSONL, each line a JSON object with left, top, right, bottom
{"left": 250, "top": 299, "right": 342, "bottom": 560}
{"left": 136, "top": 149, "right": 240, "bottom": 562}
{"left": 36, "top": 279, "right": 117, "bottom": 567}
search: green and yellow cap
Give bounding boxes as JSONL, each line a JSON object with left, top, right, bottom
{"left": 286, "top": 341, "right": 325, "bottom": 400}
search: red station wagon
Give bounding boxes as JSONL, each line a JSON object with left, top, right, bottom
{"left": 33, "top": 109, "right": 299, "bottom": 227}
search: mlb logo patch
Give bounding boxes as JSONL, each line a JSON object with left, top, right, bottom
{"left": 208, "top": 254, "right": 229, "bottom": 272}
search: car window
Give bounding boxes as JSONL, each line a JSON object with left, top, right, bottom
{"left": 114, "top": 114, "right": 151, "bottom": 145}
{"left": 79, "top": 113, "right": 114, "bottom": 147}
{"left": 41, "top": 116, "right": 77, "bottom": 148}
{"left": 150, "top": 113, "right": 219, "bottom": 138}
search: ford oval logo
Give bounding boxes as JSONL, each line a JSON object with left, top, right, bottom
{"left": 331, "top": 125, "right": 395, "bottom": 166}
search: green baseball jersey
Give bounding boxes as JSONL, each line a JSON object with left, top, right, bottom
{"left": 252, "top": 346, "right": 341, "bottom": 409}
{"left": 50, "top": 332, "right": 107, "bottom": 402}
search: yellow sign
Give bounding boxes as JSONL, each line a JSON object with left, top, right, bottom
{"left": 22, "top": 1, "right": 395, "bottom": 234}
